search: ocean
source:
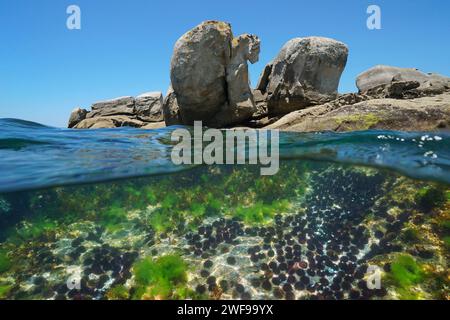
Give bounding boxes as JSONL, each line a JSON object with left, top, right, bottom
{"left": 0, "top": 118, "right": 448, "bottom": 300}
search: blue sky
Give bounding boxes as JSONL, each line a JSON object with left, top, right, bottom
{"left": 0, "top": 0, "right": 449, "bottom": 127}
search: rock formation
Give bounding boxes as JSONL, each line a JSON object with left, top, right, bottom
{"left": 162, "top": 86, "right": 181, "bottom": 126}
{"left": 68, "top": 108, "right": 88, "bottom": 128}
{"left": 356, "top": 65, "right": 450, "bottom": 98}
{"left": 135, "top": 92, "right": 164, "bottom": 122}
{"left": 267, "top": 64, "right": 450, "bottom": 133}
{"left": 70, "top": 93, "right": 165, "bottom": 129}
{"left": 268, "top": 92, "right": 450, "bottom": 132}
{"left": 74, "top": 115, "right": 145, "bottom": 129}
{"left": 87, "top": 96, "right": 136, "bottom": 119}
{"left": 257, "top": 37, "right": 349, "bottom": 116}
{"left": 166, "top": 21, "right": 260, "bottom": 127}
{"left": 66, "top": 22, "right": 450, "bottom": 134}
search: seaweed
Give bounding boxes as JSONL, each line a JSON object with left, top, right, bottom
{"left": 388, "top": 254, "right": 425, "bottom": 295}
{"left": 443, "top": 236, "right": 450, "bottom": 250}
{"left": 0, "top": 283, "right": 13, "bottom": 299}
{"left": 401, "top": 227, "right": 421, "bottom": 243}
{"left": 149, "top": 209, "right": 173, "bottom": 234}
{"left": 106, "top": 285, "right": 130, "bottom": 300}
{"left": 132, "top": 254, "right": 188, "bottom": 299}
{"left": 9, "top": 217, "right": 58, "bottom": 242}
{"left": 234, "top": 200, "right": 290, "bottom": 225}
{"left": 0, "top": 249, "right": 11, "bottom": 274}
{"left": 415, "top": 186, "right": 447, "bottom": 212}
{"left": 98, "top": 204, "right": 128, "bottom": 232}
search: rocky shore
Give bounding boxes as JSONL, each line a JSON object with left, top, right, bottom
{"left": 68, "top": 21, "right": 450, "bottom": 132}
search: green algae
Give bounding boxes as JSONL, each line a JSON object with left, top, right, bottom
{"left": 0, "top": 163, "right": 308, "bottom": 243}
{"left": 132, "top": 254, "right": 189, "bottom": 299}
{"left": 149, "top": 209, "right": 173, "bottom": 233}
{"left": 0, "top": 162, "right": 448, "bottom": 301}
{"left": 387, "top": 254, "right": 426, "bottom": 299}
{"left": 98, "top": 204, "right": 129, "bottom": 232}
{"left": 0, "top": 283, "right": 13, "bottom": 299}
{"left": 234, "top": 200, "right": 290, "bottom": 225}
{"left": 106, "top": 285, "right": 130, "bottom": 300}
{"left": 335, "top": 113, "right": 381, "bottom": 130}
{"left": 8, "top": 217, "right": 58, "bottom": 243}
{"left": 443, "top": 236, "right": 450, "bottom": 249}
{"left": 415, "top": 185, "right": 447, "bottom": 212}
{"left": 0, "top": 249, "right": 11, "bottom": 274}
{"left": 395, "top": 287, "right": 423, "bottom": 300}
{"left": 401, "top": 227, "right": 421, "bottom": 243}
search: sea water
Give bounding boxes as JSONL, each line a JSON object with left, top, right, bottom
{"left": 0, "top": 119, "right": 448, "bottom": 300}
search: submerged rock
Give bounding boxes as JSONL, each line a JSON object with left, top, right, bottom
{"left": 258, "top": 37, "right": 348, "bottom": 116}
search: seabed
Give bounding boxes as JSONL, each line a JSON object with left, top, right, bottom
{"left": 0, "top": 161, "right": 448, "bottom": 300}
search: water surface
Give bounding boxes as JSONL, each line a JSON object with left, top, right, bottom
{"left": 0, "top": 118, "right": 448, "bottom": 300}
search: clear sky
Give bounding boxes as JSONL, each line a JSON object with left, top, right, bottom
{"left": 0, "top": 0, "right": 449, "bottom": 127}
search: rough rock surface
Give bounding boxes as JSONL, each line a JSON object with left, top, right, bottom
{"left": 135, "top": 92, "right": 164, "bottom": 122}
{"left": 258, "top": 37, "right": 349, "bottom": 116}
{"left": 87, "top": 96, "right": 136, "bottom": 119}
{"left": 70, "top": 93, "right": 165, "bottom": 129}
{"left": 74, "top": 115, "right": 145, "bottom": 129}
{"left": 267, "top": 92, "right": 450, "bottom": 132}
{"left": 256, "top": 62, "right": 273, "bottom": 93}
{"left": 167, "top": 21, "right": 260, "bottom": 127}
{"left": 251, "top": 89, "right": 269, "bottom": 119}
{"left": 162, "top": 86, "right": 181, "bottom": 126}
{"left": 68, "top": 108, "right": 87, "bottom": 128}
{"left": 356, "top": 65, "right": 450, "bottom": 98}
{"left": 140, "top": 121, "right": 166, "bottom": 130}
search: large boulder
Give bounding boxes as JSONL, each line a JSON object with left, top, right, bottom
{"left": 135, "top": 92, "right": 163, "bottom": 122}
{"left": 170, "top": 21, "right": 232, "bottom": 125}
{"left": 356, "top": 65, "right": 450, "bottom": 98}
{"left": 68, "top": 107, "right": 87, "bottom": 128}
{"left": 258, "top": 37, "right": 349, "bottom": 116}
{"left": 168, "top": 20, "right": 260, "bottom": 127}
